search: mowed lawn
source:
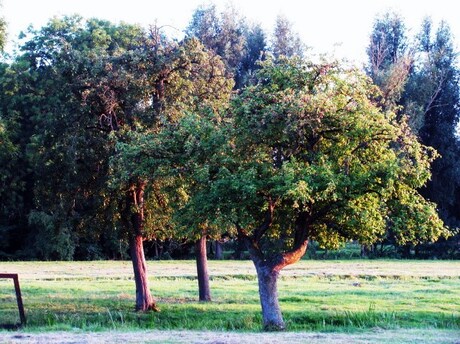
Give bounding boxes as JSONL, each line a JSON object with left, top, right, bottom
{"left": 0, "top": 260, "right": 459, "bottom": 334}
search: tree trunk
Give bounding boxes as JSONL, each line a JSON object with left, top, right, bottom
{"left": 127, "top": 180, "right": 158, "bottom": 312}
{"left": 153, "top": 240, "right": 159, "bottom": 259}
{"left": 234, "top": 239, "right": 246, "bottom": 259}
{"left": 253, "top": 261, "right": 285, "bottom": 331}
{"left": 195, "top": 235, "right": 211, "bottom": 301}
{"left": 248, "top": 238, "right": 308, "bottom": 331}
{"left": 215, "top": 240, "right": 223, "bottom": 260}
{"left": 130, "top": 234, "right": 158, "bottom": 311}
{"left": 237, "top": 209, "right": 309, "bottom": 332}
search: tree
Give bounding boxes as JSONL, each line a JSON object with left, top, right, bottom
{"left": 238, "top": 23, "right": 267, "bottom": 87}
{"left": 366, "top": 12, "right": 412, "bottom": 113}
{"left": 271, "top": 15, "right": 305, "bottom": 59}
{"left": 186, "top": 4, "right": 268, "bottom": 88}
{"left": 112, "top": 68, "right": 233, "bottom": 302}
{"left": 16, "top": 16, "right": 145, "bottom": 261}
{"left": 186, "top": 4, "right": 245, "bottom": 80}
{"left": 168, "top": 110, "right": 233, "bottom": 301}
{"left": 79, "top": 32, "right": 231, "bottom": 309}
{"left": 103, "top": 33, "right": 232, "bottom": 305}
{"left": 0, "top": 1, "right": 6, "bottom": 52}
{"left": 0, "top": 44, "right": 46, "bottom": 259}
{"left": 366, "top": 14, "right": 460, "bottom": 258}
{"left": 14, "top": 15, "right": 226, "bottom": 308}
{"left": 201, "top": 57, "right": 447, "bottom": 330}
{"left": 406, "top": 19, "right": 460, "bottom": 229}
{"left": 0, "top": 66, "right": 23, "bottom": 257}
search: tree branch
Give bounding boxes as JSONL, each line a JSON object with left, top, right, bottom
{"left": 253, "top": 197, "right": 276, "bottom": 243}
{"left": 235, "top": 222, "right": 264, "bottom": 263}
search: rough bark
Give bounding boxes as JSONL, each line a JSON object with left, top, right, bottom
{"left": 253, "top": 261, "right": 285, "bottom": 331}
{"left": 127, "top": 180, "right": 159, "bottom": 312}
{"left": 130, "top": 233, "right": 158, "bottom": 311}
{"left": 195, "top": 235, "right": 211, "bottom": 301}
{"left": 236, "top": 206, "right": 310, "bottom": 331}
{"left": 250, "top": 239, "right": 308, "bottom": 331}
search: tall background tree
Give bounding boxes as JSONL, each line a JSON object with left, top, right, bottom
{"left": 0, "top": 7, "right": 36, "bottom": 259}
{"left": 271, "top": 15, "right": 305, "bottom": 59}
{"left": 0, "top": 14, "right": 5, "bottom": 52}
{"left": 409, "top": 19, "right": 460, "bottom": 230}
{"left": 366, "top": 12, "right": 412, "bottom": 113}
{"left": 186, "top": 3, "right": 267, "bottom": 88}
{"left": 367, "top": 13, "right": 460, "bottom": 257}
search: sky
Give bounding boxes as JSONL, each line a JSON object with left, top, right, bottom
{"left": 2, "top": 0, "right": 460, "bottom": 66}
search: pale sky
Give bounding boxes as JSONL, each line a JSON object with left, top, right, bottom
{"left": 2, "top": 0, "right": 460, "bottom": 66}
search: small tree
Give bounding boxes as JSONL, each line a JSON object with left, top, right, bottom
{"left": 207, "top": 57, "right": 448, "bottom": 330}
{"left": 170, "top": 110, "right": 233, "bottom": 301}
{"left": 109, "top": 38, "right": 233, "bottom": 304}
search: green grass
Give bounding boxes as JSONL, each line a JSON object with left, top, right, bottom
{"left": 0, "top": 260, "right": 459, "bottom": 332}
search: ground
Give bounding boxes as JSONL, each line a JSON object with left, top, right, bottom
{"left": 1, "top": 329, "right": 459, "bottom": 344}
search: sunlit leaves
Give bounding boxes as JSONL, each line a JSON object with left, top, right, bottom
{"left": 218, "top": 56, "right": 447, "bottom": 252}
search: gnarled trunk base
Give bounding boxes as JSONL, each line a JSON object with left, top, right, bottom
{"left": 254, "top": 262, "right": 285, "bottom": 331}
{"left": 250, "top": 240, "right": 309, "bottom": 331}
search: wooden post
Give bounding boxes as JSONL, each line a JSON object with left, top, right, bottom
{"left": 0, "top": 273, "right": 26, "bottom": 327}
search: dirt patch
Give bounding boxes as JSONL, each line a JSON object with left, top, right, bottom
{"left": 1, "top": 329, "right": 459, "bottom": 344}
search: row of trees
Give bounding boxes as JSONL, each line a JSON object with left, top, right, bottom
{"left": 0, "top": 5, "right": 309, "bottom": 262}
{"left": 0, "top": 5, "right": 457, "bottom": 330}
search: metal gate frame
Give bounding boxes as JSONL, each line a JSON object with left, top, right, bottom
{"left": 0, "top": 273, "right": 26, "bottom": 328}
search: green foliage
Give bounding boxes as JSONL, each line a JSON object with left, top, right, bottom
{"left": 186, "top": 5, "right": 245, "bottom": 76}
{"left": 0, "top": 59, "right": 32, "bottom": 257}
{"left": 2, "top": 14, "right": 234, "bottom": 259}
{"left": 186, "top": 4, "right": 267, "bottom": 88}
{"left": 410, "top": 19, "right": 460, "bottom": 228}
{"left": 207, "top": 56, "right": 448, "bottom": 255}
{"left": 0, "top": 8, "right": 456, "bottom": 262}
{"left": 28, "top": 211, "right": 76, "bottom": 260}
{"left": 0, "top": 23, "right": 5, "bottom": 53}
{"left": 366, "top": 12, "right": 411, "bottom": 113}
{"left": 368, "top": 13, "right": 460, "bottom": 237}
{"left": 16, "top": 16, "right": 146, "bottom": 259}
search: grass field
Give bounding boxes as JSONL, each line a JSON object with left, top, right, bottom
{"left": 0, "top": 260, "right": 459, "bottom": 340}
